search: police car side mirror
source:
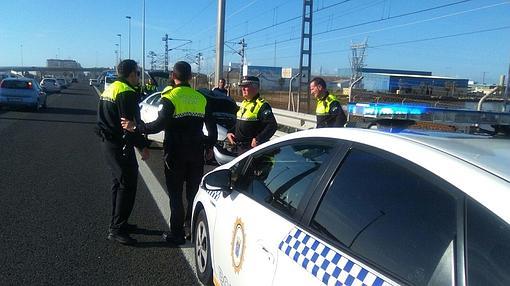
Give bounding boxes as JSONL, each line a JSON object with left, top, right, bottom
{"left": 203, "top": 169, "right": 232, "bottom": 193}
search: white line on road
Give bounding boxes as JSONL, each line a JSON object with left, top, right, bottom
{"left": 135, "top": 151, "right": 199, "bottom": 277}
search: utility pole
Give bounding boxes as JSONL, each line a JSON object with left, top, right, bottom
{"left": 142, "top": 0, "right": 146, "bottom": 89}
{"left": 298, "top": 0, "right": 313, "bottom": 113}
{"left": 349, "top": 39, "right": 368, "bottom": 89}
{"left": 195, "top": 52, "right": 203, "bottom": 88}
{"left": 162, "top": 34, "right": 169, "bottom": 72}
{"left": 115, "top": 46, "right": 119, "bottom": 66}
{"left": 215, "top": 0, "right": 226, "bottom": 86}
{"left": 147, "top": 51, "right": 157, "bottom": 71}
{"left": 20, "top": 44, "right": 23, "bottom": 67}
{"left": 238, "top": 38, "right": 247, "bottom": 83}
{"left": 126, "top": 16, "right": 132, "bottom": 59}
{"left": 504, "top": 63, "right": 509, "bottom": 112}
{"left": 117, "top": 34, "right": 122, "bottom": 61}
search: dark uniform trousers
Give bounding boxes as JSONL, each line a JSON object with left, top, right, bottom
{"left": 164, "top": 145, "right": 204, "bottom": 236}
{"left": 101, "top": 138, "right": 138, "bottom": 232}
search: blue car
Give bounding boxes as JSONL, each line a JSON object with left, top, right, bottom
{"left": 0, "top": 78, "right": 47, "bottom": 111}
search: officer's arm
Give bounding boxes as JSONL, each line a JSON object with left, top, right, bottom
{"left": 117, "top": 91, "right": 150, "bottom": 148}
{"left": 329, "top": 101, "right": 347, "bottom": 127}
{"left": 256, "top": 103, "right": 277, "bottom": 144}
{"left": 137, "top": 98, "right": 173, "bottom": 134}
{"left": 204, "top": 102, "right": 218, "bottom": 148}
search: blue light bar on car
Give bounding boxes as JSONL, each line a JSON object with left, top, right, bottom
{"left": 348, "top": 102, "right": 510, "bottom": 126}
{"left": 348, "top": 103, "right": 427, "bottom": 119}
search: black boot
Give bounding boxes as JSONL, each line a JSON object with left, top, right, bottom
{"left": 107, "top": 229, "right": 137, "bottom": 245}
{"left": 162, "top": 231, "right": 185, "bottom": 245}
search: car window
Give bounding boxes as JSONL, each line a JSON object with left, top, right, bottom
{"left": 311, "top": 148, "right": 456, "bottom": 286}
{"left": 235, "top": 142, "right": 336, "bottom": 217}
{"left": 1, "top": 80, "right": 32, "bottom": 89}
{"left": 149, "top": 94, "right": 162, "bottom": 105}
{"left": 466, "top": 198, "right": 510, "bottom": 286}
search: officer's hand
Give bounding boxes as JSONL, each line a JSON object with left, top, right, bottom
{"left": 140, "top": 147, "right": 150, "bottom": 161}
{"left": 120, "top": 118, "right": 136, "bottom": 132}
{"left": 251, "top": 138, "right": 258, "bottom": 148}
{"left": 227, "top": 133, "right": 236, "bottom": 145}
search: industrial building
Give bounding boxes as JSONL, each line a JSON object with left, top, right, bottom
{"left": 361, "top": 68, "right": 469, "bottom": 96}
{"left": 46, "top": 59, "right": 82, "bottom": 69}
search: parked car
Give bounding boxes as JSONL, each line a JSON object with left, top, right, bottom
{"left": 40, "top": 78, "right": 61, "bottom": 93}
{"left": 89, "top": 78, "right": 99, "bottom": 86}
{"left": 104, "top": 75, "right": 117, "bottom": 90}
{"left": 56, "top": 78, "right": 67, "bottom": 89}
{"left": 191, "top": 105, "right": 510, "bottom": 286}
{"left": 0, "top": 78, "right": 47, "bottom": 111}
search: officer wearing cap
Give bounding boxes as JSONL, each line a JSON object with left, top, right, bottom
{"left": 121, "top": 61, "right": 217, "bottom": 245}
{"left": 227, "top": 76, "right": 277, "bottom": 154}
{"left": 96, "top": 59, "right": 150, "bottom": 245}
{"left": 310, "top": 77, "right": 346, "bottom": 128}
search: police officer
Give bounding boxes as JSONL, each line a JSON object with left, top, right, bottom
{"left": 121, "top": 61, "right": 217, "bottom": 245}
{"left": 227, "top": 76, "right": 277, "bottom": 154}
{"left": 96, "top": 59, "right": 150, "bottom": 245}
{"left": 309, "top": 77, "right": 346, "bottom": 128}
{"left": 145, "top": 78, "right": 157, "bottom": 94}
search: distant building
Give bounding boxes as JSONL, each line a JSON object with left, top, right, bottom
{"left": 46, "top": 59, "right": 82, "bottom": 69}
{"left": 361, "top": 68, "right": 469, "bottom": 96}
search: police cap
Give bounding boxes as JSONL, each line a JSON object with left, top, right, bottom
{"left": 239, "top": 75, "right": 260, "bottom": 87}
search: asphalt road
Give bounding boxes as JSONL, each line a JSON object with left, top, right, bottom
{"left": 0, "top": 83, "right": 204, "bottom": 285}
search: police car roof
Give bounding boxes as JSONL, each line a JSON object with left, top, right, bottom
{"left": 393, "top": 130, "right": 510, "bottom": 182}
{"left": 268, "top": 128, "right": 510, "bottom": 222}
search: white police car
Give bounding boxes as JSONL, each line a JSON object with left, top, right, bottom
{"left": 191, "top": 104, "right": 510, "bottom": 286}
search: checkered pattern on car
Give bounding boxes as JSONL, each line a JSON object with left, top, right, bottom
{"left": 279, "top": 228, "right": 394, "bottom": 286}
{"left": 205, "top": 189, "right": 221, "bottom": 201}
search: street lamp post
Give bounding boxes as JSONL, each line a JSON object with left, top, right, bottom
{"left": 20, "top": 44, "right": 23, "bottom": 67}
{"left": 125, "top": 16, "right": 131, "bottom": 59}
{"left": 115, "top": 44, "right": 119, "bottom": 65}
{"left": 117, "top": 34, "right": 122, "bottom": 61}
{"left": 142, "top": 0, "right": 146, "bottom": 90}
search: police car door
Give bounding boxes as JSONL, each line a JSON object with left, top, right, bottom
{"left": 212, "top": 139, "right": 339, "bottom": 286}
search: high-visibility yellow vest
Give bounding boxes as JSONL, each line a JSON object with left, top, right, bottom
{"left": 161, "top": 86, "right": 206, "bottom": 119}
{"left": 316, "top": 93, "right": 338, "bottom": 115}
{"left": 100, "top": 81, "right": 134, "bottom": 103}
{"left": 145, "top": 83, "right": 157, "bottom": 92}
{"left": 237, "top": 97, "right": 266, "bottom": 121}
{"left": 161, "top": 85, "right": 173, "bottom": 94}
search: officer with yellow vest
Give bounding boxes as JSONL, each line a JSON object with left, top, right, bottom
{"left": 309, "top": 77, "right": 346, "bottom": 128}
{"left": 96, "top": 59, "right": 150, "bottom": 245}
{"left": 227, "top": 76, "right": 277, "bottom": 154}
{"left": 145, "top": 78, "right": 157, "bottom": 94}
{"left": 121, "top": 61, "right": 217, "bottom": 245}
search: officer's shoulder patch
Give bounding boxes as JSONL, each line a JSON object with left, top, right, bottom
{"left": 261, "top": 108, "right": 273, "bottom": 117}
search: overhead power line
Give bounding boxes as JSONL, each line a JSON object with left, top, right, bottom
{"left": 227, "top": 0, "right": 352, "bottom": 42}
{"left": 313, "top": 25, "right": 510, "bottom": 56}
{"left": 314, "top": 0, "right": 473, "bottom": 36}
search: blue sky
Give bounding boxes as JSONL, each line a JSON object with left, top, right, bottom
{"left": 1, "top": 0, "right": 509, "bottom": 83}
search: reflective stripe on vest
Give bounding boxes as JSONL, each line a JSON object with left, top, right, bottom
{"left": 161, "top": 86, "right": 206, "bottom": 119}
{"left": 316, "top": 93, "right": 338, "bottom": 115}
{"left": 237, "top": 98, "right": 266, "bottom": 121}
{"left": 100, "top": 81, "right": 135, "bottom": 103}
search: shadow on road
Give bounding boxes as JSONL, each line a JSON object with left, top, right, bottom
{"left": 133, "top": 241, "right": 194, "bottom": 249}
{"left": 42, "top": 107, "right": 96, "bottom": 116}
{"left": 131, "top": 228, "right": 165, "bottom": 236}
{"left": 0, "top": 116, "right": 96, "bottom": 125}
